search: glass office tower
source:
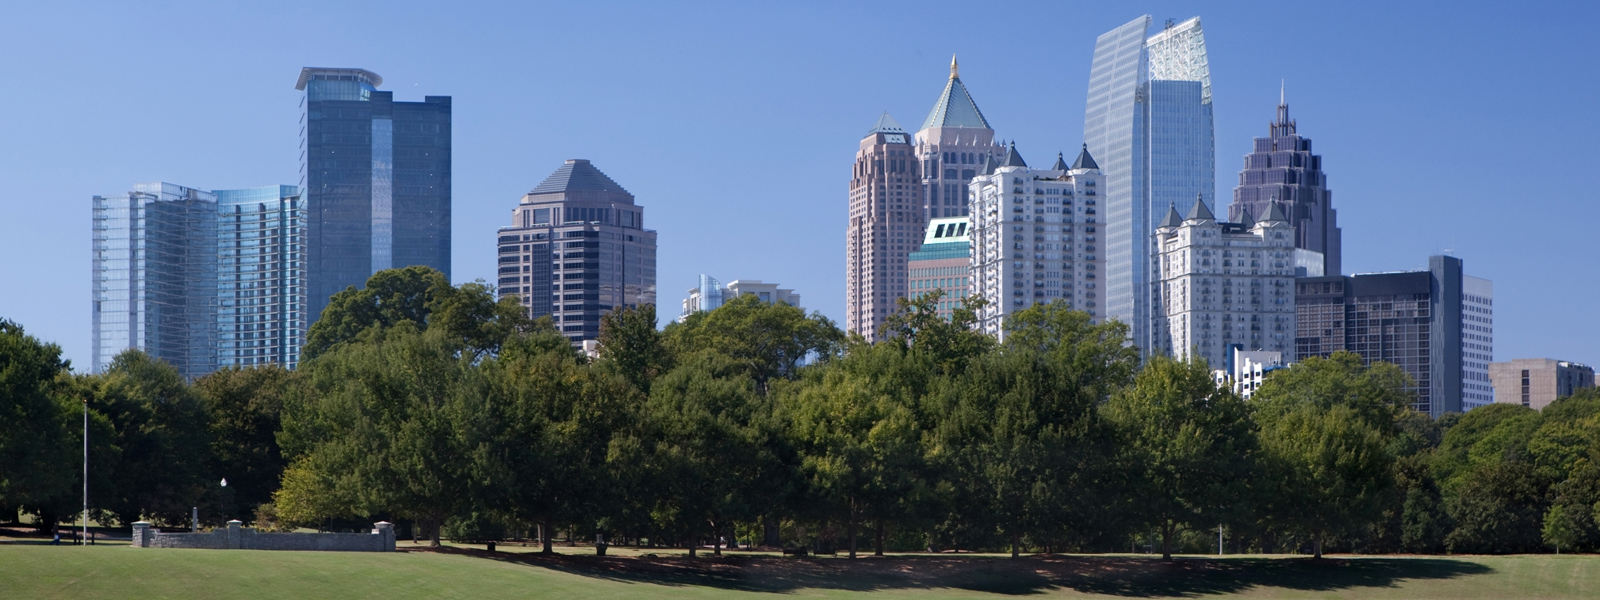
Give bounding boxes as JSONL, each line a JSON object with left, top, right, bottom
{"left": 1084, "top": 15, "right": 1214, "bottom": 355}
{"left": 92, "top": 183, "right": 219, "bottom": 378}
{"left": 216, "top": 186, "right": 306, "bottom": 370}
{"left": 296, "top": 67, "right": 451, "bottom": 324}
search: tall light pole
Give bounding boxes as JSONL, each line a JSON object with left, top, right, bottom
{"left": 82, "top": 396, "right": 88, "bottom": 546}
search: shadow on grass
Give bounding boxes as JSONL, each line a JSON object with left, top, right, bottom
{"left": 413, "top": 547, "right": 1492, "bottom": 597}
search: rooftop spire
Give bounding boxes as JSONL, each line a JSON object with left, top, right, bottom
{"left": 1271, "top": 80, "right": 1296, "bottom": 137}
{"left": 1070, "top": 143, "right": 1099, "bottom": 171}
{"left": 1051, "top": 152, "right": 1070, "bottom": 171}
{"left": 951, "top": 54, "right": 959, "bottom": 79}
{"left": 919, "top": 58, "right": 991, "bottom": 131}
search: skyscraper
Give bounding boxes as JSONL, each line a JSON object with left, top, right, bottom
{"left": 915, "top": 57, "right": 1003, "bottom": 221}
{"left": 495, "top": 159, "right": 656, "bottom": 343}
{"left": 92, "top": 183, "right": 303, "bottom": 377}
{"left": 93, "top": 183, "right": 219, "bottom": 379}
{"left": 969, "top": 144, "right": 1107, "bottom": 339}
{"left": 1084, "top": 16, "right": 1215, "bottom": 355}
{"left": 1295, "top": 256, "right": 1491, "bottom": 417}
{"left": 1229, "top": 92, "right": 1341, "bottom": 277}
{"left": 216, "top": 186, "right": 306, "bottom": 370}
{"left": 1154, "top": 200, "right": 1297, "bottom": 367}
{"left": 845, "top": 112, "right": 920, "bottom": 340}
{"left": 296, "top": 67, "right": 451, "bottom": 324}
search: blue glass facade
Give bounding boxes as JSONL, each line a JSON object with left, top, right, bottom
{"left": 216, "top": 186, "right": 305, "bottom": 370}
{"left": 298, "top": 68, "right": 450, "bottom": 324}
{"left": 1084, "top": 15, "right": 1214, "bottom": 356}
{"left": 92, "top": 183, "right": 219, "bottom": 378}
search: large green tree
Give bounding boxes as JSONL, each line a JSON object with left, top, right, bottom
{"left": 665, "top": 294, "right": 843, "bottom": 396}
{"left": 1252, "top": 352, "right": 1412, "bottom": 557}
{"left": 94, "top": 350, "right": 212, "bottom": 526}
{"left": 303, "top": 266, "right": 532, "bottom": 361}
{"left": 1105, "top": 353, "right": 1256, "bottom": 560}
{"left": 278, "top": 324, "right": 482, "bottom": 545}
{"left": 194, "top": 365, "right": 292, "bottom": 522}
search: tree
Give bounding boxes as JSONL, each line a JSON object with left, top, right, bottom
{"left": 194, "top": 365, "right": 292, "bottom": 522}
{"left": 1444, "top": 460, "right": 1550, "bottom": 553}
{"left": 0, "top": 320, "right": 74, "bottom": 513}
{"left": 473, "top": 327, "right": 639, "bottom": 553}
{"left": 928, "top": 302, "right": 1134, "bottom": 557}
{"left": 784, "top": 343, "right": 927, "bottom": 558}
{"left": 302, "top": 266, "right": 532, "bottom": 361}
{"left": 880, "top": 290, "right": 992, "bottom": 376}
{"left": 597, "top": 304, "right": 673, "bottom": 395}
{"left": 1104, "top": 353, "right": 1256, "bottom": 560}
{"left": 642, "top": 353, "right": 769, "bottom": 556}
{"left": 665, "top": 294, "right": 844, "bottom": 396}
{"left": 1252, "top": 352, "right": 1411, "bottom": 558}
{"left": 278, "top": 324, "right": 481, "bottom": 545}
{"left": 95, "top": 350, "right": 212, "bottom": 526}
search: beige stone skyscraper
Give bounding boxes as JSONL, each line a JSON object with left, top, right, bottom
{"left": 846, "top": 113, "right": 920, "bottom": 340}
{"left": 916, "top": 56, "right": 1003, "bottom": 221}
{"left": 847, "top": 57, "right": 1000, "bottom": 340}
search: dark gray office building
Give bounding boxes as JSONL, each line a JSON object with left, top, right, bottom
{"left": 296, "top": 67, "right": 451, "bottom": 323}
{"left": 1230, "top": 96, "right": 1340, "bottom": 277}
{"left": 1295, "top": 256, "right": 1493, "bottom": 417}
{"left": 496, "top": 159, "right": 657, "bottom": 343}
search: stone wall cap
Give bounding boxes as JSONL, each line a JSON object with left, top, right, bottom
{"left": 133, "top": 521, "right": 152, "bottom": 526}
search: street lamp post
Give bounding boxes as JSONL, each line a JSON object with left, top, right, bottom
{"left": 221, "top": 478, "right": 228, "bottom": 522}
{"left": 82, "top": 397, "right": 88, "bottom": 546}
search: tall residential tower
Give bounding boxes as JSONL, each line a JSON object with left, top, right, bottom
{"left": 1084, "top": 16, "right": 1215, "bottom": 355}
{"left": 296, "top": 67, "right": 451, "bottom": 324}
{"left": 845, "top": 113, "right": 920, "bottom": 340}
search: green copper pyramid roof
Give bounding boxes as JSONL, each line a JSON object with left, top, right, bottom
{"left": 865, "top": 111, "right": 906, "bottom": 137}
{"left": 920, "top": 58, "right": 991, "bottom": 131}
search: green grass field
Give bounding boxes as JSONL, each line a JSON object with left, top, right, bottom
{"left": 2, "top": 540, "right": 1596, "bottom": 599}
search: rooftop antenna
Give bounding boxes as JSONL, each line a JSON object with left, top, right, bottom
{"left": 1280, "top": 79, "right": 1285, "bottom": 105}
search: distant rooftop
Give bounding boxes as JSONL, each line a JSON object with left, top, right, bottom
{"left": 296, "top": 67, "right": 383, "bottom": 91}
{"left": 529, "top": 159, "right": 632, "bottom": 197}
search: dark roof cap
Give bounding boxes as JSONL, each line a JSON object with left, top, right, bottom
{"left": 1071, "top": 143, "right": 1099, "bottom": 170}
{"left": 1159, "top": 205, "right": 1184, "bottom": 228}
{"left": 1185, "top": 195, "right": 1215, "bottom": 221}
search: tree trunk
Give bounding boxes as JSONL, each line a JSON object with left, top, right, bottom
{"left": 430, "top": 517, "right": 441, "bottom": 548}
{"left": 763, "top": 514, "right": 781, "bottom": 548}
{"left": 1314, "top": 532, "right": 1323, "bottom": 559}
{"left": 541, "top": 519, "right": 554, "bottom": 554}
{"left": 712, "top": 521, "right": 722, "bottom": 557}
{"left": 688, "top": 528, "right": 698, "bottom": 557}
{"left": 1011, "top": 531, "right": 1021, "bottom": 558}
{"left": 875, "top": 520, "right": 885, "bottom": 556}
{"left": 1161, "top": 522, "right": 1174, "bottom": 560}
{"left": 847, "top": 506, "right": 858, "bottom": 559}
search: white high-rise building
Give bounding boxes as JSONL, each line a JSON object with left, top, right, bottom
{"left": 1154, "top": 199, "right": 1297, "bottom": 368}
{"left": 969, "top": 144, "right": 1107, "bottom": 340}
{"left": 1462, "top": 276, "right": 1494, "bottom": 409}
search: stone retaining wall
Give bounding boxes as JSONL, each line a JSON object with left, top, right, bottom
{"left": 131, "top": 520, "right": 394, "bottom": 552}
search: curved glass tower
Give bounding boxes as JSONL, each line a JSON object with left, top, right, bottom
{"left": 1083, "top": 15, "right": 1214, "bottom": 356}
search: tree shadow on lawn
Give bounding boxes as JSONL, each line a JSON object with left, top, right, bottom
{"left": 416, "top": 548, "right": 1491, "bottom": 597}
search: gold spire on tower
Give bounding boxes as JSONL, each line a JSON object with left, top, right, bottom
{"left": 950, "top": 54, "right": 959, "bottom": 79}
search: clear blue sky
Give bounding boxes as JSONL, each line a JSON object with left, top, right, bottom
{"left": 3, "top": 1, "right": 1596, "bottom": 371}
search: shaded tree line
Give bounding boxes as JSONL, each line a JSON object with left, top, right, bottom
{"left": 6, "top": 267, "right": 1600, "bottom": 557}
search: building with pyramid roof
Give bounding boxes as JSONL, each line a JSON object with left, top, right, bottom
{"left": 914, "top": 56, "right": 1004, "bottom": 221}
{"left": 1228, "top": 94, "right": 1342, "bottom": 277}
{"left": 497, "top": 159, "right": 656, "bottom": 344}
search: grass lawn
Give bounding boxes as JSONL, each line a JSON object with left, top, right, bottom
{"left": 1, "top": 539, "right": 1596, "bottom": 599}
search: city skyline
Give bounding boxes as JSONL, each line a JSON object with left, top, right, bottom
{"left": 3, "top": 2, "right": 1596, "bottom": 370}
